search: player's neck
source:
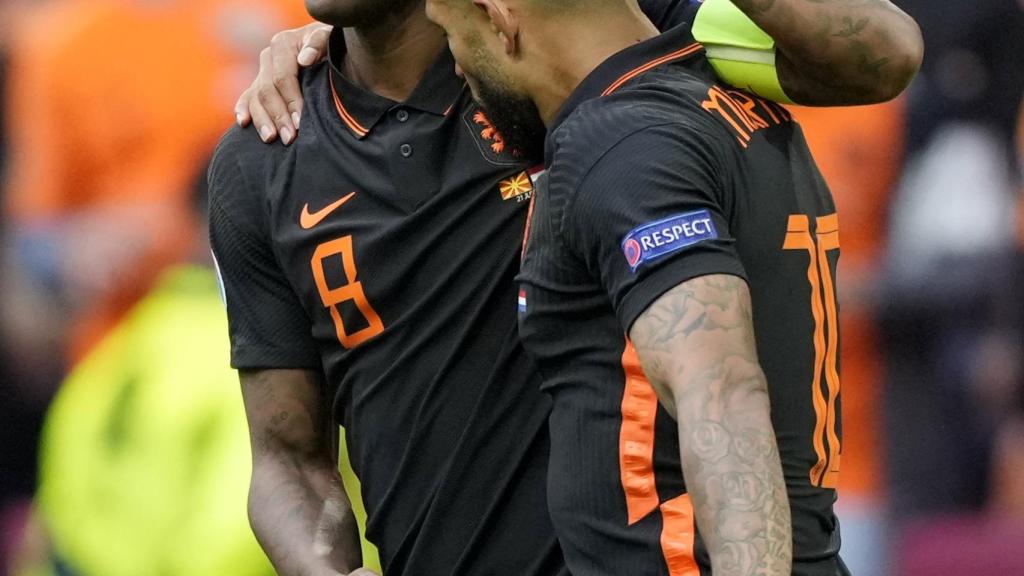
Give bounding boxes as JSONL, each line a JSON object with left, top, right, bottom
{"left": 529, "top": 9, "right": 659, "bottom": 126}
{"left": 342, "top": 6, "right": 447, "bottom": 103}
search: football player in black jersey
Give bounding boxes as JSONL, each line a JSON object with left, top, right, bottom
{"left": 214, "top": 1, "right": 921, "bottom": 575}
{"left": 421, "top": 0, "right": 919, "bottom": 574}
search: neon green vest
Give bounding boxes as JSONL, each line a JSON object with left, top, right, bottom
{"left": 37, "top": 267, "right": 274, "bottom": 576}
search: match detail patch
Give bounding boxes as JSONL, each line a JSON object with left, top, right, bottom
{"left": 622, "top": 210, "right": 718, "bottom": 272}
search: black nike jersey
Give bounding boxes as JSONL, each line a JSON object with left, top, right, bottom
{"left": 517, "top": 25, "right": 849, "bottom": 576}
{"left": 209, "top": 39, "right": 559, "bottom": 575}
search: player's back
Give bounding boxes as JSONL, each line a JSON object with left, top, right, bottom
{"left": 519, "top": 25, "right": 846, "bottom": 575}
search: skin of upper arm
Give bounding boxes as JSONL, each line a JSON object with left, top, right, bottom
{"left": 240, "top": 368, "right": 332, "bottom": 462}
{"left": 628, "top": 274, "right": 762, "bottom": 417}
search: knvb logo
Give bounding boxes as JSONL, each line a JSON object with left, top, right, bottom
{"left": 463, "top": 105, "right": 521, "bottom": 166}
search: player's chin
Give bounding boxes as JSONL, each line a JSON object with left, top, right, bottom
{"left": 304, "top": 0, "right": 380, "bottom": 27}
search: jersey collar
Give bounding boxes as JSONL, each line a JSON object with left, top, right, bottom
{"left": 547, "top": 24, "right": 703, "bottom": 141}
{"left": 327, "top": 30, "right": 465, "bottom": 139}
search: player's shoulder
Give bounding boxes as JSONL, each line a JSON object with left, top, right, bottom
{"left": 550, "top": 66, "right": 733, "bottom": 187}
{"left": 211, "top": 122, "right": 269, "bottom": 166}
{"left": 637, "top": 0, "right": 700, "bottom": 32}
{"left": 209, "top": 61, "right": 332, "bottom": 184}
{"left": 209, "top": 123, "right": 276, "bottom": 196}
{"left": 210, "top": 62, "right": 335, "bottom": 236}
{"left": 207, "top": 124, "right": 284, "bottom": 237}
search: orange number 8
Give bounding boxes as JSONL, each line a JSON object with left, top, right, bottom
{"left": 311, "top": 236, "right": 384, "bottom": 349}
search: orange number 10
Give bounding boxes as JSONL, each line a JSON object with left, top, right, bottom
{"left": 783, "top": 214, "right": 841, "bottom": 489}
{"left": 311, "top": 236, "right": 384, "bottom": 349}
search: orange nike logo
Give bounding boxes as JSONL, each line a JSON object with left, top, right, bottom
{"left": 300, "top": 192, "right": 356, "bottom": 229}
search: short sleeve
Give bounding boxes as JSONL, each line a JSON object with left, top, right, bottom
{"left": 562, "top": 121, "right": 747, "bottom": 333}
{"left": 208, "top": 131, "right": 321, "bottom": 369}
{"left": 637, "top": 0, "right": 700, "bottom": 32}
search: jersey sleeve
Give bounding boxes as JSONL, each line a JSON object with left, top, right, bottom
{"left": 637, "top": 0, "right": 699, "bottom": 32}
{"left": 560, "top": 120, "right": 748, "bottom": 333}
{"left": 208, "top": 129, "right": 321, "bottom": 369}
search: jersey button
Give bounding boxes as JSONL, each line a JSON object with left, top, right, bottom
{"left": 396, "top": 109, "right": 410, "bottom": 123}
{"left": 400, "top": 144, "right": 413, "bottom": 157}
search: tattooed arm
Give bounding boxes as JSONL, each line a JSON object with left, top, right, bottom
{"left": 241, "top": 368, "right": 370, "bottom": 576}
{"left": 731, "top": 0, "right": 924, "bottom": 105}
{"left": 630, "top": 275, "right": 792, "bottom": 575}
{"left": 736, "top": 0, "right": 924, "bottom": 104}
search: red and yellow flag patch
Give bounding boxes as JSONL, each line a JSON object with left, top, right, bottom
{"left": 499, "top": 171, "right": 534, "bottom": 202}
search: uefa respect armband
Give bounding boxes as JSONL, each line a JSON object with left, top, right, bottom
{"left": 693, "top": 0, "right": 794, "bottom": 104}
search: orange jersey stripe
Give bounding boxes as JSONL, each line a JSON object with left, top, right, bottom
{"left": 602, "top": 43, "right": 704, "bottom": 97}
{"left": 330, "top": 80, "right": 369, "bottom": 138}
{"left": 619, "top": 341, "right": 661, "bottom": 524}
{"left": 660, "top": 495, "right": 700, "bottom": 576}
{"left": 522, "top": 191, "right": 536, "bottom": 259}
{"left": 784, "top": 215, "right": 830, "bottom": 486}
{"left": 815, "top": 214, "right": 842, "bottom": 488}
{"left": 520, "top": 166, "right": 545, "bottom": 258}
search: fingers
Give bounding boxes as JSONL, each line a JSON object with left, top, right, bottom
{"left": 270, "top": 30, "right": 305, "bottom": 132}
{"left": 255, "top": 47, "right": 296, "bottom": 144}
{"left": 248, "top": 91, "right": 278, "bottom": 143}
{"left": 249, "top": 49, "right": 280, "bottom": 142}
{"left": 234, "top": 88, "right": 253, "bottom": 127}
{"left": 236, "top": 22, "right": 333, "bottom": 144}
{"left": 299, "top": 24, "right": 332, "bottom": 67}
{"left": 347, "top": 569, "right": 381, "bottom": 576}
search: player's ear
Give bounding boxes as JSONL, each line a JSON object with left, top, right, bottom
{"left": 472, "top": 0, "right": 519, "bottom": 56}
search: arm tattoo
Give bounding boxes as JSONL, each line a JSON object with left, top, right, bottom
{"left": 632, "top": 276, "right": 792, "bottom": 576}
{"left": 729, "top": 0, "right": 922, "bottom": 105}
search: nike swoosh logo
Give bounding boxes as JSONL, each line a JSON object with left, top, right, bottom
{"left": 300, "top": 192, "right": 356, "bottom": 229}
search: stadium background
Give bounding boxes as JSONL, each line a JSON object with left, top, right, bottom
{"left": 0, "top": 0, "right": 1020, "bottom": 575}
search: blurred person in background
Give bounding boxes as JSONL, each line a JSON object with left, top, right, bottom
{"left": 7, "top": 164, "right": 382, "bottom": 576}
{"left": 881, "top": 0, "right": 1024, "bottom": 573}
{"left": 3, "top": 0, "right": 309, "bottom": 363}
{"left": 6, "top": 165, "right": 278, "bottom": 576}
{"left": 0, "top": 1, "right": 61, "bottom": 573}
{"left": 0, "top": 1, "right": 307, "bottom": 573}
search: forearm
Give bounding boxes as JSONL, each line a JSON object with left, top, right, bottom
{"left": 731, "top": 0, "right": 923, "bottom": 105}
{"left": 249, "top": 454, "right": 362, "bottom": 576}
{"left": 673, "top": 360, "right": 791, "bottom": 575}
